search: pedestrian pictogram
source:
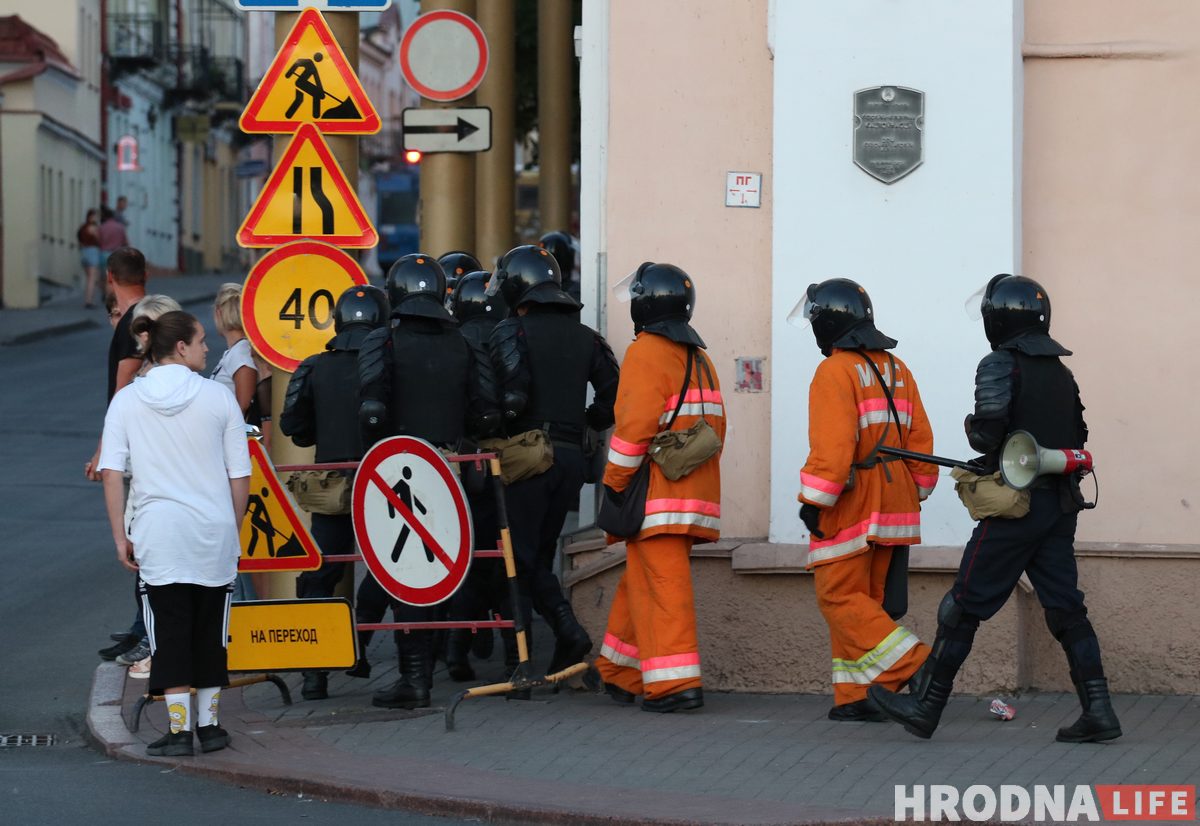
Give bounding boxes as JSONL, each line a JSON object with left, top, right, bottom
{"left": 240, "top": 8, "right": 380, "bottom": 135}
{"left": 242, "top": 240, "right": 368, "bottom": 372}
{"left": 239, "top": 439, "right": 321, "bottom": 572}
{"left": 237, "top": 123, "right": 377, "bottom": 248}
{"left": 401, "top": 107, "right": 491, "bottom": 153}
{"left": 399, "top": 10, "right": 489, "bottom": 102}
{"left": 352, "top": 436, "right": 473, "bottom": 607}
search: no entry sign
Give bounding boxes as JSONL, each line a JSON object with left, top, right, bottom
{"left": 352, "top": 436, "right": 473, "bottom": 606}
{"left": 399, "top": 10, "right": 489, "bottom": 102}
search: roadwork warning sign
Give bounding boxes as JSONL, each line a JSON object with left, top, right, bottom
{"left": 240, "top": 8, "right": 380, "bottom": 135}
{"left": 239, "top": 439, "right": 321, "bottom": 572}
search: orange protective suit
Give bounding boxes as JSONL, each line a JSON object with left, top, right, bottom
{"left": 798, "top": 348, "right": 938, "bottom": 706}
{"left": 595, "top": 332, "right": 725, "bottom": 699}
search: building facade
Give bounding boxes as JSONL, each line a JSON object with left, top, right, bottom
{"left": 572, "top": 0, "right": 1200, "bottom": 694}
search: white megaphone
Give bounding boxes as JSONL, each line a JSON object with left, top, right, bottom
{"left": 999, "top": 430, "right": 1094, "bottom": 490}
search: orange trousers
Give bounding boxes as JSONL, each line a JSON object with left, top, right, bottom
{"left": 812, "top": 543, "right": 929, "bottom": 706}
{"left": 594, "top": 534, "right": 700, "bottom": 700}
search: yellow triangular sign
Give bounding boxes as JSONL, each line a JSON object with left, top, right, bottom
{"left": 237, "top": 123, "right": 377, "bottom": 249}
{"left": 239, "top": 439, "right": 321, "bottom": 572}
{"left": 240, "top": 8, "right": 379, "bottom": 135}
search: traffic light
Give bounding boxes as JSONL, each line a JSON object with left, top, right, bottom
{"left": 404, "top": 149, "right": 422, "bottom": 165}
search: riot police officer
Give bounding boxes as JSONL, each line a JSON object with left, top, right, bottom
{"left": 487, "top": 245, "right": 620, "bottom": 678}
{"left": 869, "top": 275, "right": 1122, "bottom": 743}
{"left": 279, "top": 285, "right": 389, "bottom": 701}
{"left": 444, "top": 271, "right": 512, "bottom": 681}
{"left": 538, "top": 231, "right": 579, "bottom": 303}
{"left": 357, "top": 253, "right": 500, "bottom": 709}
{"left": 437, "top": 251, "right": 482, "bottom": 299}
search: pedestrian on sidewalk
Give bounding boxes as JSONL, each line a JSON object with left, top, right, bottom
{"left": 594, "top": 263, "right": 724, "bottom": 713}
{"left": 97, "top": 207, "right": 129, "bottom": 275}
{"left": 869, "top": 275, "right": 1122, "bottom": 743}
{"left": 788, "top": 279, "right": 938, "bottom": 722}
{"left": 98, "top": 310, "right": 251, "bottom": 757}
{"left": 210, "top": 283, "right": 259, "bottom": 417}
{"left": 77, "top": 209, "right": 101, "bottom": 308}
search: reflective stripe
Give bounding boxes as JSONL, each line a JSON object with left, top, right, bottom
{"left": 659, "top": 402, "right": 724, "bottom": 424}
{"left": 642, "top": 652, "right": 701, "bottom": 684}
{"left": 912, "top": 472, "right": 938, "bottom": 501}
{"left": 664, "top": 388, "right": 724, "bottom": 409}
{"left": 808, "top": 512, "right": 921, "bottom": 564}
{"left": 645, "top": 498, "right": 720, "bottom": 517}
{"left": 858, "top": 409, "right": 912, "bottom": 430}
{"left": 831, "top": 627, "right": 920, "bottom": 684}
{"left": 640, "top": 511, "right": 720, "bottom": 532}
{"left": 800, "top": 471, "right": 842, "bottom": 507}
{"left": 607, "top": 448, "right": 645, "bottom": 468}
{"left": 608, "top": 434, "right": 649, "bottom": 468}
{"left": 603, "top": 632, "right": 638, "bottom": 659}
{"left": 600, "top": 642, "right": 640, "bottom": 670}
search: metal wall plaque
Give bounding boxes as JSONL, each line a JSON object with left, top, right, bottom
{"left": 853, "top": 86, "right": 924, "bottom": 184}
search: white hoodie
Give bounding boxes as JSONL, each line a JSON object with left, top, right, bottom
{"left": 99, "top": 364, "right": 252, "bottom": 586}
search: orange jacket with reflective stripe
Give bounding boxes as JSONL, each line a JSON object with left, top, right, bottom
{"left": 798, "top": 349, "right": 938, "bottom": 567}
{"left": 604, "top": 332, "right": 725, "bottom": 544}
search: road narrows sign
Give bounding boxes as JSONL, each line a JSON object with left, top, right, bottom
{"left": 399, "top": 10, "right": 489, "bottom": 102}
{"left": 352, "top": 436, "right": 473, "bottom": 607}
{"left": 239, "top": 439, "right": 321, "bottom": 572}
{"left": 238, "top": 123, "right": 377, "bottom": 248}
{"left": 242, "top": 240, "right": 368, "bottom": 372}
{"left": 241, "top": 8, "right": 379, "bottom": 135}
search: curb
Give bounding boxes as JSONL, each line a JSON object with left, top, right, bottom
{"left": 2, "top": 318, "right": 99, "bottom": 347}
{"left": 85, "top": 663, "right": 889, "bottom": 826}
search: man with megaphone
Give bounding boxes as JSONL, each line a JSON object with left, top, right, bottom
{"left": 869, "top": 274, "right": 1122, "bottom": 744}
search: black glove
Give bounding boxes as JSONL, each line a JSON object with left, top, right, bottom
{"left": 799, "top": 503, "right": 825, "bottom": 539}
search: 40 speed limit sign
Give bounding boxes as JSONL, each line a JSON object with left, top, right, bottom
{"left": 242, "top": 240, "right": 368, "bottom": 372}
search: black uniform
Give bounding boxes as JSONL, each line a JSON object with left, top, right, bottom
{"left": 356, "top": 312, "right": 499, "bottom": 707}
{"left": 490, "top": 305, "right": 620, "bottom": 672}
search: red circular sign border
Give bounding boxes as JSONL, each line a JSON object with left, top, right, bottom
{"left": 241, "top": 240, "right": 368, "bottom": 373}
{"left": 352, "top": 436, "right": 473, "bottom": 607}
{"left": 398, "top": 9, "right": 489, "bottom": 103}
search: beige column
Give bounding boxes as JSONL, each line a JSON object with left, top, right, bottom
{"left": 474, "top": 0, "right": 515, "bottom": 267}
{"left": 537, "top": 0, "right": 573, "bottom": 234}
{"left": 418, "top": 0, "right": 477, "bottom": 256}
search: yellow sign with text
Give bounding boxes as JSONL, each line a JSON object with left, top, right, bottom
{"left": 227, "top": 599, "right": 357, "bottom": 672}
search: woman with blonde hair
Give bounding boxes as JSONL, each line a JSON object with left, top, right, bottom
{"left": 211, "top": 283, "right": 257, "bottom": 414}
{"left": 131, "top": 295, "right": 184, "bottom": 369}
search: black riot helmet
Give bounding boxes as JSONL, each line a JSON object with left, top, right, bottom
{"left": 485, "top": 244, "right": 580, "bottom": 313}
{"left": 614, "top": 261, "right": 705, "bottom": 347}
{"left": 980, "top": 273, "right": 1051, "bottom": 346}
{"left": 538, "top": 231, "right": 575, "bottom": 282}
{"left": 438, "top": 251, "right": 482, "bottom": 296}
{"left": 333, "top": 284, "right": 389, "bottom": 333}
{"left": 451, "top": 270, "right": 508, "bottom": 323}
{"left": 385, "top": 253, "right": 451, "bottom": 320}
{"left": 789, "top": 278, "right": 898, "bottom": 357}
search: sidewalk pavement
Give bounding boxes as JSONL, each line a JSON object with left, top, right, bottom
{"left": 0, "top": 273, "right": 236, "bottom": 346}
{"left": 87, "top": 628, "right": 1200, "bottom": 825}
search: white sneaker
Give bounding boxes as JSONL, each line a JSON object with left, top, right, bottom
{"left": 128, "top": 656, "right": 151, "bottom": 679}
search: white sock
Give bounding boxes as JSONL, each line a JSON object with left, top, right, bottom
{"left": 196, "top": 686, "right": 220, "bottom": 727}
{"left": 164, "top": 692, "right": 191, "bottom": 733}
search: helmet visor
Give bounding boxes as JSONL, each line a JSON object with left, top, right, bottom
{"left": 785, "top": 285, "right": 819, "bottom": 329}
{"left": 613, "top": 269, "right": 639, "bottom": 303}
{"left": 964, "top": 283, "right": 987, "bottom": 320}
{"left": 483, "top": 271, "right": 503, "bottom": 298}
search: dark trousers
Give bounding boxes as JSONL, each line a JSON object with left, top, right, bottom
{"left": 140, "top": 579, "right": 233, "bottom": 694}
{"left": 355, "top": 574, "right": 432, "bottom": 657}
{"left": 449, "top": 485, "right": 512, "bottom": 621}
{"left": 296, "top": 513, "right": 353, "bottom": 599}
{"left": 937, "top": 488, "right": 1103, "bottom": 682}
{"left": 504, "top": 445, "right": 586, "bottom": 629}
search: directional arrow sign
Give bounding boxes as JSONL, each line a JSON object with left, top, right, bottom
{"left": 401, "top": 107, "right": 491, "bottom": 154}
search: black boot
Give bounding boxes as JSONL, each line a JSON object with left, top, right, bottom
{"left": 868, "top": 674, "right": 954, "bottom": 739}
{"left": 1057, "top": 678, "right": 1122, "bottom": 743}
{"left": 372, "top": 633, "right": 431, "bottom": 710}
{"left": 546, "top": 602, "right": 592, "bottom": 675}
{"left": 301, "top": 671, "right": 328, "bottom": 700}
{"left": 446, "top": 628, "right": 475, "bottom": 682}
{"left": 345, "top": 629, "right": 372, "bottom": 679}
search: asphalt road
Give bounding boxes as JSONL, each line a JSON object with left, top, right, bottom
{"left": 0, "top": 303, "right": 470, "bottom": 825}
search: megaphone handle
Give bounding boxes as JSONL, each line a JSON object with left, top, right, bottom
{"left": 1074, "top": 469, "right": 1098, "bottom": 510}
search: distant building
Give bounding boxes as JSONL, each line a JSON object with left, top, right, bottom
{"left": 0, "top": 9, "right": 102, "bottom": 308}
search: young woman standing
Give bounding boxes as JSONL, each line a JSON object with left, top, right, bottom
{"left": 98, "top": 311, "right": 251, "bottom": 756}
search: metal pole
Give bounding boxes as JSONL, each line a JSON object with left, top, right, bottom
{"left": 537, "top": 0, "right": 572, "bottom": 234}
{"left": 474, "top": 0, "right": 515, "bottom": 267}
{"left": 418, "top": 0, "right": 477, "bottom": 256}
